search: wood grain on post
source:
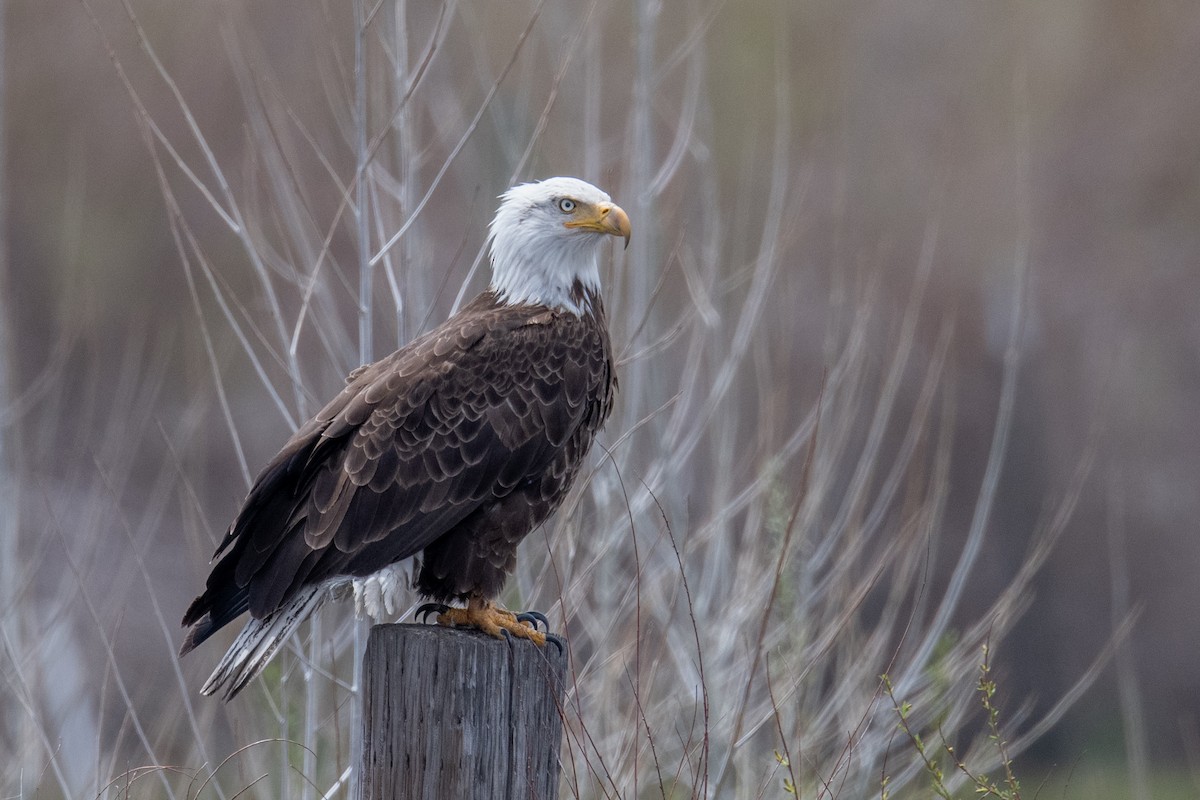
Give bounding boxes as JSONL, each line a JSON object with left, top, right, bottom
{"left": 359, "top": 623, "right": 568, "bottom": 800}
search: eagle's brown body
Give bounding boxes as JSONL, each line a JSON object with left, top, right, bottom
{"left": 181, "top": 286, "right": 614, "bottom": 663}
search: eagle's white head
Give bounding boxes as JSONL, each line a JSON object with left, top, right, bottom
{"left": 488, "top": 177, "right": 631, "bottom": 314}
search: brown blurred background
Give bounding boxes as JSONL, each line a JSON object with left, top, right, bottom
{"left": 3, "top": 0, "right": 1199, "bottom": 792}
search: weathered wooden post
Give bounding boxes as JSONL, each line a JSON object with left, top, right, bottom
{"left": 359, "top": 623, "right": 568, "bottom": 800}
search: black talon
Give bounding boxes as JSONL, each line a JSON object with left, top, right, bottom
{"left": 415, "top": 602, "right": 450, "bottom": 624}
{"left": 505, "top": 625, "right": 564, "bottom": 656}
{"left": 515, "top": 611, "right": 550, "bottom": 631}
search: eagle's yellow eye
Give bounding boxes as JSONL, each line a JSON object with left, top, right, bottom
{"left": 557, "top": 198, "right": 576, "bottom": 213}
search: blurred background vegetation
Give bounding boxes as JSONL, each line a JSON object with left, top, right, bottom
{"left": 2, "top": 0, "right": 1199, "bottom": 797}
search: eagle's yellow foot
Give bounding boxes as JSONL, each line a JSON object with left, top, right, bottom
{"left": 417, "top": 597, "right": 549, "bottom": 647}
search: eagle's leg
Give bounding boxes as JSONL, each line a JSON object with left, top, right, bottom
{"left": 431, "top": 594, "right": 548, "bottom": 647}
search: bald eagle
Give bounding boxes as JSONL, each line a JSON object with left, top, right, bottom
{"left": 180, "top": 177, "right": 629, "bottom": 699}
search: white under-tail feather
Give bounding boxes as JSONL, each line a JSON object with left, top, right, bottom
{"left": 200, "top": 586, "right": 329, "bottom": 700}
{"left": 351, "top": 561, "right": 412, "bottom": 619}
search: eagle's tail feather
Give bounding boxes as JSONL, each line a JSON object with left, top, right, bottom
{"left": 200, "top": 585, "right": 328, "bottom": 700}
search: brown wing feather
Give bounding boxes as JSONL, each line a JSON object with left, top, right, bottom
{"left": 185, "top": 290, "right": 613, "bottom": 629}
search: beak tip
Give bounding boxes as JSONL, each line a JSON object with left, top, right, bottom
{"left": 611, "top": 204, "right": 631, "bottom": 250}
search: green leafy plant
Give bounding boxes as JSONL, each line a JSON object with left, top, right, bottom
{"left": 882, "top": 643, "right": 1023, "bottom": 800}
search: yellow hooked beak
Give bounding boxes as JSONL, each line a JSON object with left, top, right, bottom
{"left": 565, "top": 202, "right": 632, "bottom": 249}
